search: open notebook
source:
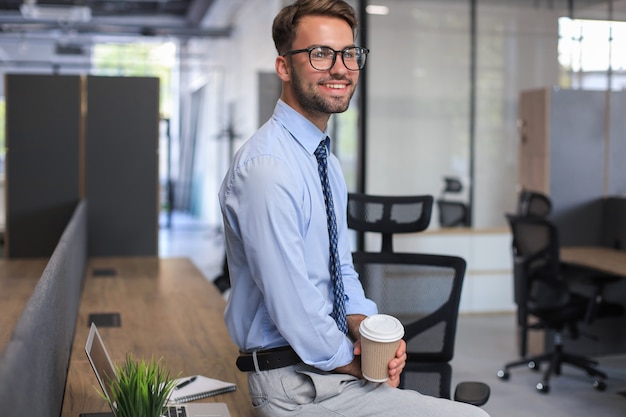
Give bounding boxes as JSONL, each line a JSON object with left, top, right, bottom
{"left": 85, "top": 323, "right": 233, "bottom": 417}
{"left": 170, "top": 375, "right": 236, "bottom": 403}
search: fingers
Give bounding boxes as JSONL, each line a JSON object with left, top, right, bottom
{"left": 396, "top": 339, "right": 407, "bottom": 358}
{"left": 386, "top": 376, "right": 400, "bottom": 388}
{"left": 388, "top": 352, "right": 406, "bottom": 376}
{"left": 386, "top": 339, "right": 407, "bottom": 387}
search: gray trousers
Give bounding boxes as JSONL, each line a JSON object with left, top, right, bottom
{"left": 247, "top": 363, "right": 490, "bottom": 417}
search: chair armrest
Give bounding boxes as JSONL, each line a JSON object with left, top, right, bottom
{"left": 579, "top": 275, "right": 621, "bottom": 324}
{"left": 453, "top": 381, "right": 490, "bottom": 407}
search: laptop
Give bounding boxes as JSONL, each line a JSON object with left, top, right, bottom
{"left": 85, "top": 323, "right": 231, "bottom": 417}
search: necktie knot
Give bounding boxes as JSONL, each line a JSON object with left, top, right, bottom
{"left": 314, "top": 139, "right": 328, "bottom": 162}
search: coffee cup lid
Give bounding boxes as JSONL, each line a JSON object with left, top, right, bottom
{"left": 359, "top": 314, "right": 404, "bottom": 342}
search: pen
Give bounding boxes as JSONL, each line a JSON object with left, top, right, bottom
{"left": 175, "top": 376, "right": 196, "bottom": 390}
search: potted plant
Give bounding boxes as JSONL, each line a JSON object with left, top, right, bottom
{"left": 102, "top": 354, "right": 178, "bottom": 417}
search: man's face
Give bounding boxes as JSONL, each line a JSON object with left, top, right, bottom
{"left": 285, "top": 15, "right": 359, "bottom": 118}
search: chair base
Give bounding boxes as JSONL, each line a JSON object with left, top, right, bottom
{"left": 497, "top": 343, "right": 608, "bottom": 394}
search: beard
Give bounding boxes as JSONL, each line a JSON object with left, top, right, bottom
{"left": 290, "top": 64, "right": 355, "bottom": 115}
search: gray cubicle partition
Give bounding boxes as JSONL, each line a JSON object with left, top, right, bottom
{"left": 5, "top": 74, "right": 159, "bottom": 257}
{"left": 548, "top": 89, "right": 606, "bottom": 246}
{"left": 0, "top": 201, "right": 87, "bottom": 417}
{"left": 5, "top": 74, "right": 82, "bottom": 257}
{"left": 547, "top": 90, "right": 626, "bottom": 247}
{"left": 601, "top": 197, "right": 626, "bottom": 250}
{"left": 607, "top": 92, "right": 626, "bottom": 198}
{"left": 85, "top": 76, "right": 159, "bottom": 256}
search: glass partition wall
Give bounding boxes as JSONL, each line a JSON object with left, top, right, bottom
{"left": 362, "top": 0, "right": 622, "bottom": 229}
{"left": 365, "top": 0, "right": 473, "bottom": 227}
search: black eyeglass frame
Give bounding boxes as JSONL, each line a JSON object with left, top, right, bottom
{"left": 281, "top": 45, "right": 369, "bottom": 71}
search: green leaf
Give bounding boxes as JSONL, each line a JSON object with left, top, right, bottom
{"left": 97, "top": 353, "right": 179, "bottom": 417}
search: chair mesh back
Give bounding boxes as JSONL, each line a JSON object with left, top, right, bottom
{"left": 517, "top": 190, "right": 552, "bottom": 218}
{"left": 347, "top": 194, "right": 432, "bottom": 252}
{"left": 506, "top": 215, "right": 568, "bottom": 312}
{"left": 510, "top": 219, "right": 551, "bottom": 259}
{"left": 437, "top": 200, "right": 469, "bottom": 227}
{"left": 352, "top": 252, "right": 465, "bottom": 398}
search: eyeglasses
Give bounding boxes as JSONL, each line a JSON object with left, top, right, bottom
{"left": 281, "top": 46, "right": 369, "bottom": 71}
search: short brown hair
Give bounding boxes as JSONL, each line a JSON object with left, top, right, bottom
{"left": 272, "top": 0, "right": 359, "bottom": 55}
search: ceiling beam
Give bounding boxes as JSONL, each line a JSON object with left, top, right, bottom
{"left": 185, "top": 0, "right": 216, "bottom": 27}
{"left": 0, "top": 18, "right": 231, "bottom": 38}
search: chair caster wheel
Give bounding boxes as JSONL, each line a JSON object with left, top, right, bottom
{"left": 497, "top": 369, "right": 509, "bottom": 380}
{"left": 536, "top": 382, "right": 550, "bottom": 394}
{"left": 528, "top": 360, "right": 539, "bottom": 371}
{"left": 593, "top": 380, "right": 607, "bottom": 391}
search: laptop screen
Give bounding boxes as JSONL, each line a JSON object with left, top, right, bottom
{"left": 85, "top": 323, "right": 118, "bottom": 410}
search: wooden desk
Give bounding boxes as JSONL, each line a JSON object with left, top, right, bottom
{"left": 0, "top": 258, "right": 48, "bottom": 350}
{"left": 561, "top": 246, "right": 626, "bottom": 277}
{"left": 61, "top": 257, "right": 253, "bottom": 417}
{"left": 559, "top": 246, "right": 626, "bottom": 356}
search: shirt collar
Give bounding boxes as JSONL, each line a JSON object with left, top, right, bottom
{"left": 273, "top": 99, "right": 329, "bottom": 155}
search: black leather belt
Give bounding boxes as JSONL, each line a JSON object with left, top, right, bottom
{"left": 236, "top": 346, "right": 302, "bottom": 372}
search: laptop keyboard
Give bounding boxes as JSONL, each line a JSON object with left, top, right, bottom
{"left": 164, "top": 406, "right": 187, "bottom": 417}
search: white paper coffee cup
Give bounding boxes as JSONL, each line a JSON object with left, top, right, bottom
{"left": 359, "top": 314, "right": 404, "bottom": 383}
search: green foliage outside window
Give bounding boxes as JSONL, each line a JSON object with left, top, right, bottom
{"left": 93, "top": 42, "right": 175, "bottom": 117}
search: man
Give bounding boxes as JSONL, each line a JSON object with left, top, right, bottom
{"left": 218, "top": 1, "right": 490, "bottom": 416}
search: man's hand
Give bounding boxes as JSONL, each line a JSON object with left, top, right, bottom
{"left": 386, "top": 339, "right": 407, "bottom": 388}
{"left": 333, "top": 339, "right": 363, "bottom": 379}
{"left": 333, "top": 315, "right": 366, "bottom": 378}
{"left": 334, "top": 314, "right": 405, "bottom": 387}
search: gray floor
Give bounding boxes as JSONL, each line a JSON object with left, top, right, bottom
{"left": 159, "top": 211, "right": 626, "bottom": 417}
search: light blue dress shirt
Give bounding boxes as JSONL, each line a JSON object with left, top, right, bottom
{"left": 218, "top": 100, "right": 377, "bottom": 371}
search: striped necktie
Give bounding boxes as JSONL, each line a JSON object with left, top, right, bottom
{"left": 314, "top": 138, "right": 348, "bottom": 334}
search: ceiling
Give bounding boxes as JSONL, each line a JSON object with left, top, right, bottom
{"left": 0, "top": 0, "right": 241, "bottom": 40}
{"left": 2, "top": 0, "right": 626, "bottom": 43}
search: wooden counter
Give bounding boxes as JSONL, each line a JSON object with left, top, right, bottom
{"left": 561, "top": 246, "right": 626, "bottom": 277}
{"left": 61, "top": 257, "right": 253, "bottom": 417}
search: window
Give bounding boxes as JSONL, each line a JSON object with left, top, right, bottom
{"left": 92, "top": 41, "right": 177, "bottom": 116}
{"left": 559, "top": 18, "right": 626, "bottom": 90}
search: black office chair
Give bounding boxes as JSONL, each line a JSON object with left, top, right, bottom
{"left": 497, "top": 214, "right": 624, "bottom": 394}
{"left": 509, "top": 189, "right": 552, "bottom": 357}
{"left": 347, "top": 193, "right": 433, "bottom": 253}
{"left": 517, "top": 189, "right": 552, "bottom": 218}
{"left": 347, "top": 193, "right": 489, "bottom": 406}
{"left": 353, "top": 251, "right": 488, "bottom": 405}
{"left": 436, "top": 177, "right": 470, "bottom": 228}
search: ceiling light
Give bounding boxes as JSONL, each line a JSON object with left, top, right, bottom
{"left": 55, "top": 43, "right": 86, "bottom": 56}
{"left": 366, "top": 5, "right": 390, "bottom": 16}
{"left": 20, "top": 4, "right": 92, "bottom": 22}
